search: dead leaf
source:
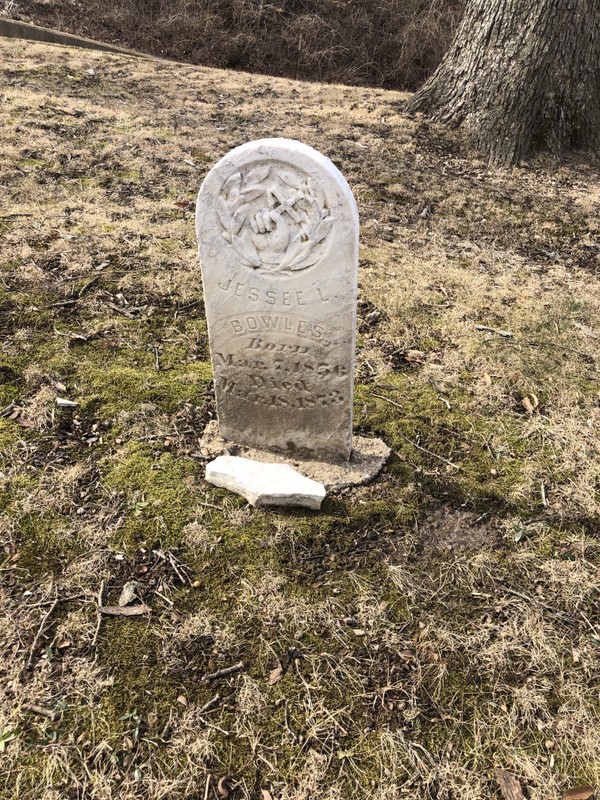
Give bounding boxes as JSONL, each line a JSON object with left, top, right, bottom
{"left": 563, "top": 787, "right": 595, "bottom": 800}
{"left": 268, "top": 663, "right": 284, "bottom": 685}
{"left": 404, "top": 349, "right": 426, "bottom": 363}
{"left": 261, "top": 791, "right": 273, "bottom": 800}
{"left": 8, "top": 409, "right": 35, "bottom": 428}
{"left": 99, "top": 604, "right": 151, "bottom": 616}
{"left": 522, "top": 393, "right": 539, "bottom": 414}
{"left": 217, "top": 777, "right": 231, "bottom": 798}
{"left": 574, "top": 322, "right": 597, "bottom": 339}
{"left": 495, "top": 767, "right": 526, "bottom": 800}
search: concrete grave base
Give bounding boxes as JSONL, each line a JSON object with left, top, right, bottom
{"left": 198, "top": 420, "right": 390, "bottom": 490}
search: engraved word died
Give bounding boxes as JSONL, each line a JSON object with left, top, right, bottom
{"left": 196, "top": 139, "right": 358, "bottom": 461}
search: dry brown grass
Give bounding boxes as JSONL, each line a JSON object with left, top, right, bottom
{"left": 0, "top": 38, "right": 599, "bottom": 800}
{"left": 11, "top": 0, "right": 463, "bottom": 90}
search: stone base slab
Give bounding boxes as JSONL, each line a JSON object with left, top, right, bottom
{"left": 198, "top": 420, "right": 391, "bottom": 490}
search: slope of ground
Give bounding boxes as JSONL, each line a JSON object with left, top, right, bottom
{"left": 0, "top": 38, "right": 599, "bottom": 800}
{"left": 8, "top": 0, "right": 463, "bottom": 90}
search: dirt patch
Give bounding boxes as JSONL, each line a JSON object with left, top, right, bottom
{"left": 416, "top": 505, "right": 500, "bottom": 555}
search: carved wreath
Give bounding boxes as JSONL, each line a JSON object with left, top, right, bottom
{"left": 216, "top": 163, "right": 334, "bottom": 273}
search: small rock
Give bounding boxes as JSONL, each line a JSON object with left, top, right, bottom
{"left": 118, "top": 580, "right": 139, "bottom": 607}
{"left": 56, "top": 397, "right": 78, "bottom": 408}
{"left": 205, "top": 455, "right": 326, "bottom": 510}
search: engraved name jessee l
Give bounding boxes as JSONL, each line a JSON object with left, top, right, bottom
{"left": 216, "top": 162, "right": 334, "bottom": 274}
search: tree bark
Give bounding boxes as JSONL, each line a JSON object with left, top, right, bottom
{"left": 494, "top": 768, "right": 526, "bottom": 800}
{"left": 406, "top": 0, "right": 600, "bottom": 166}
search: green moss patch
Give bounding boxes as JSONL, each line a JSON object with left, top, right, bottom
{"left": 103, "top": 443, "right": 199, "bottom": 550}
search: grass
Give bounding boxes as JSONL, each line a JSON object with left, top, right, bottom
{"left": 0, "top": 37, "right": 599, "bottom": 800}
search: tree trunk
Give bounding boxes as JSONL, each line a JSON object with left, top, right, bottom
{"left": 406, "top": 0, "right": 600, "bottom": 166}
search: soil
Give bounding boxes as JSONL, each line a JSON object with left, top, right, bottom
{"left": 416, "top": 506, "right": 500, "bottom": 556}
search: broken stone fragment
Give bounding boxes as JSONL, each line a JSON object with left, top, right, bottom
{"left": 205, "top": 455, "right": 326, "bottom": 510}
{"left": 118, "top": 580, "right": 139, "bottom": 607}
{"left": 55, "top": 397, "right": 78, "bottom": 408}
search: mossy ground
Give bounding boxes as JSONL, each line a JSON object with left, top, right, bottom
{"left": 0, "top": 39, "right": 599, "bottom": 800}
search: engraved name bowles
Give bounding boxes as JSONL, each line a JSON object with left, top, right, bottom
{"left": 196, "top": 138, "right": 358, "bottom": 460}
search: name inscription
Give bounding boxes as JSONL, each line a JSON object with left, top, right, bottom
{"left": 218, "top": 279, "right": 330, "bottom": 306}
{"left": 228, "top": 314, "right": 328, "bottom": 342}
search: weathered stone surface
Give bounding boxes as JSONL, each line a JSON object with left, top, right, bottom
{"left": 205, "top": 455, "right": 326, "bottom": 509}
{"left": 198, "top": 420, "right": 391, "bottom": 491}
{"left": 196, "top": 138, "right": 358, "bottom": 460}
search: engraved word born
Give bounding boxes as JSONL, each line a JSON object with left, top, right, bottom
{"left": 216, "top": 161, "right": 334, "bottom": 275}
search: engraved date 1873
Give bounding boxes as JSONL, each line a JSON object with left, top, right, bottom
{"left": 217, "top": 373, "right": 345, "bottom": 410}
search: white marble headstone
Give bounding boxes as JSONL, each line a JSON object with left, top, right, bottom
{"left": 196, "top": 138, "right": 358, "bottom": 460}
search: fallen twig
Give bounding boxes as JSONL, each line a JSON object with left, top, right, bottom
{"left": 475, "top": 324, "right": 513, "bottom": 337}
{"left": 370, "top": 394, "right": 461, "bottom": 469}
{"left": 198, "top": 693, "right": 221, "bottom": 714}
{"left": 106, "top": 302, "right": 136, "bottom": 318}
{"left": 91, "top": 580, "right": 104, "bottom": 653}
{"left": 201, "top": 661, "right": 245, "bottom": 683}
{"left": 25, "top": 594, "right": 85, "bottom": 609}
{"left": 27, "top": 597, "right": 59, "bottom": 669}
{"left": 0, "top": 402, "right": 17, "bottom": 418}
{"left": 78, "top": 275, "right": 101, "bottom": 298}
{"left": 48, "top": 299, "right": 78, "bottom": 308}
{"left": 168, "top": 551, "right": 191, "bottom": 584}
{"left": 174, "top": 300, "right": 200, "bottom": 319}
{"left": 199, "top": 718, "right": 231, "bottom": 736}
{"left": 153, "top": 589, "right": 174, "bottom": 606}
{"left": 153, "top": 549, "right": 191, "bottom": 585}
{"left": 99, "top": 604, "right": 151, "bottom": 617}
{"left": 22, "top": 702, "right": 59, "bottom": 722}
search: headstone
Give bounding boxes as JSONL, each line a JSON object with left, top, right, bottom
{"left": 196, "top": 138, "right": 358, "bottom": 461}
